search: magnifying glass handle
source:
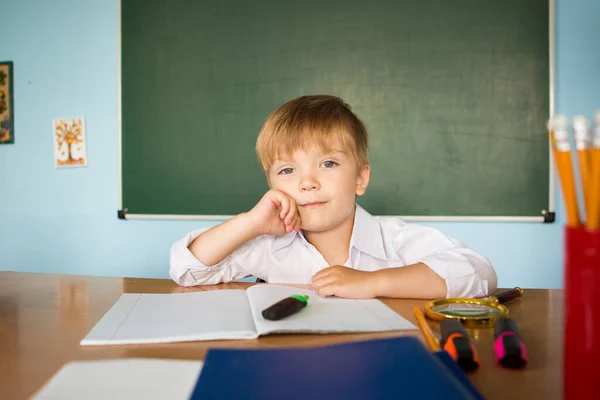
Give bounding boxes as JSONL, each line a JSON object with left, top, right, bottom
{"left": 494, "top": 287, "right": 523, "bottom": 304}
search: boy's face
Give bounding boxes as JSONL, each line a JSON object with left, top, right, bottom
{"left": 268, "top": 145, "right": 370, "bottom": 233}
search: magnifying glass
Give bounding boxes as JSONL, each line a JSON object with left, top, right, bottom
{"left": 424, "top": 287, "right": 523, "bottom": 329}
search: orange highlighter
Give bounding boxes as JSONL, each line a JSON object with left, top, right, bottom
{"left": 441, "top": 319, "right": 480, "bottom": 372}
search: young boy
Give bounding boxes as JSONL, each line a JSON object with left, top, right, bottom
{"left": 170, "top": 95, "right": 497, "bottom": 299}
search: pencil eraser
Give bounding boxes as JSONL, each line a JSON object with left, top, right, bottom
{"left": 573, "top": 115, "right": 588, "bottom": 126}
{"left": 573, "top": 115, "right": 589, "bottom": 131}
{"left": 553, "top": 115, "right": 568, "bottom": 130}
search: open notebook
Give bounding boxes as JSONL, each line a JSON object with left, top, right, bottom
{"left": 81, "top": 284, "right": 415, "bottom": 345}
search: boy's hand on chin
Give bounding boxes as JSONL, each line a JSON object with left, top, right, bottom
{"left": 247, "top": 189, "right": 301, "bottom": 236}
{"left": 311, "top": 265, "right": 377, "bottom": 299}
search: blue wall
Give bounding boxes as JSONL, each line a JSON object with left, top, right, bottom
{"left": 1, "top": 0, "right": 598, "bottom": 288}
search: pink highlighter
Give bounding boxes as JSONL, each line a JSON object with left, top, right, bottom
{"left": 494, "top": 317, "right": 528, "bottom": 369}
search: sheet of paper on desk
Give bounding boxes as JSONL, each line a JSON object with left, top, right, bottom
{"left": 31, "top": 359, "right": 203, "bottom": 400}
{"left": 246, "top": 284, "right": 414, "bottom": 335}
{"left": 81, "top": 290, "right": 259, "bottom": 345}
{"left": 80, "top": 285, "right": 415, "bottom": 345}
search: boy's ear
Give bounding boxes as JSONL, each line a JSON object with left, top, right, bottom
{"left": 355, "top": 164, "right": 370, "bottom": 196}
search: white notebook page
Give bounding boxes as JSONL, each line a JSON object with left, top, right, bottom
{"left": 81, "top": 290, "right": 257, "bottom": 345}
{"left": 247, "top": 284, "right": 416, "bottom": 335}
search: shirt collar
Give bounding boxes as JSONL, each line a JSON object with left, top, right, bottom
{"left": 272, "top": 204, "right": 387, "bottom": 260}
{"left": 350, "top": 204, "right": 387, "bottom": 260}
{"left": 272, "top": 229, "right": 303, "bottom": 251}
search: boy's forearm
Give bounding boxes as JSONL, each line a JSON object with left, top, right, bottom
{"left": 188, "top": 213, "right": 260, "bottom": 266}
{"left": 370, "top": 263, "right": 447, "bottom": 299}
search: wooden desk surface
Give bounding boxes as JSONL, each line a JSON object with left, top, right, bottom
{"left": 0, "top": 271, "right": 562, "bottom": 399}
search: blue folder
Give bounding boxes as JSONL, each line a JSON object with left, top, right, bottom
{"left": 189, "top": 336, "right": 484, "bottom": 400}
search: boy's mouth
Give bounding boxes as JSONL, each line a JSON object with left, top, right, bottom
{"left": 299, "top": 202, "right": 326, "bottom": 209}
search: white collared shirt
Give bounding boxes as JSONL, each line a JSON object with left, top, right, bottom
{"left": 169, "top": 205, "right": 497, "bottom": 298}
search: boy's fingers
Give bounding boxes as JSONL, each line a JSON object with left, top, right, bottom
{"left": 289, "top": 198, "right": 299, "bottom": 221}
{"left": 285, "top": 220, "right": 298, "bottom": 233}
{"left": 316, "top": 283, "right": 339, "bottom": 297}
{"left": 288, "top": 197, "right": 298, "bottom": 211}
{"left": 278, "top": 194, "right": 290, "bottom": 220}
{"left": 293, "top": 216, "right": 301, "bottom": 231}
{"left": 284, "top": 202, "right": 296, "bottom": 226}
{"left": 291, "top": 215, "right": 300, "bottom": 229}
{"left": 267, "top": 190, "right": 283, "bottom": 207}
{"left": 312, "top": 275, "right": 337, "bottom": 288}
{"left": 312, "top": 267, "right": 333, "bottom": 281}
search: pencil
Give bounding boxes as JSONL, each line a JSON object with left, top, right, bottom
{"left": 572, "top": 116, "right": 591, "bottom": 224}
{"left": 413, "top": 306, "right": 440, "bottom": 351}
{"left": 550, "top": 115, "right": 581, "bottom": 227}
{"left": 587, "top": 111, "right": 600, "bottom": 229}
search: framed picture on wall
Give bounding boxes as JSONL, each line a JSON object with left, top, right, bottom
{"left": 0, "top": 61, "right": 14, "bottom": 144}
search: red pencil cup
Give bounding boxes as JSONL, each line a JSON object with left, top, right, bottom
{"left": 563, "top": 226, "right": 600, "bottom": 399}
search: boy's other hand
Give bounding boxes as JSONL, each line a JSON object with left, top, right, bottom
{"left": 311, "top": 265, "right": 376, "bottom": 299}
{"left": 248, "top": 189, "right": 301, "bottom": 236}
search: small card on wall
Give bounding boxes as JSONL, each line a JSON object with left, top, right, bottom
{"left": 53, "top": 117, "right": 87, "bottom": 168}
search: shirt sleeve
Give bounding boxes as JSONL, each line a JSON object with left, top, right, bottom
{"left": 169, "top": 229, "right": 267, "bottom": 287}
{"left": 393, "top": 223, "right": 497, "bottom": 298}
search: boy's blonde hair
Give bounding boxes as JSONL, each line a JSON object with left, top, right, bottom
{"left": 256, "top": 95, "right": 369, "bottom": 172}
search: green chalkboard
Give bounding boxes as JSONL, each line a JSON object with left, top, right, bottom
{"left": 121, "top": 0, "right": 550, "bottom": 219}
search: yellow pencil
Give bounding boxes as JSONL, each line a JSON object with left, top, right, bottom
{"left": 413, "top": 306, "right": 440, "bottom": 351}
{"left": 587, "top": 111, "right": 600, "bottom": 229}
{"left": 573, "top": 116, "right": 591, "bottom": 224}
{"left": 550, "top": 115, "right": 581, "bottom": 227}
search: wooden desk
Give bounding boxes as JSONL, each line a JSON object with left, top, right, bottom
{"left": 0, "top": 272, "right": 562, "bottom": 400}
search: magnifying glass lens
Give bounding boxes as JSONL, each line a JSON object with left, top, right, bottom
{"left": 430, "top": 303, "right": 505, "bottom": 318}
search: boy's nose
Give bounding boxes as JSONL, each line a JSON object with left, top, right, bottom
{"left": 299, "top": 176, "right": 320, "bottom": 191}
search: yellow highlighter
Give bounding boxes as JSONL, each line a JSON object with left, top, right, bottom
{"left": 550, "top": 115, "right": 581, "bottom": 227}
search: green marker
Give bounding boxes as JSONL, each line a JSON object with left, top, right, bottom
{"left": 261, "top": 295, "right": 309, "bottom": 321}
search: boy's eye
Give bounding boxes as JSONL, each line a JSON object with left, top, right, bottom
{"left": 322, "top": 161, "right": 338, "bottom": 168}
{"left": 278, "top": 168, "right": 294, "bottom": 175}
